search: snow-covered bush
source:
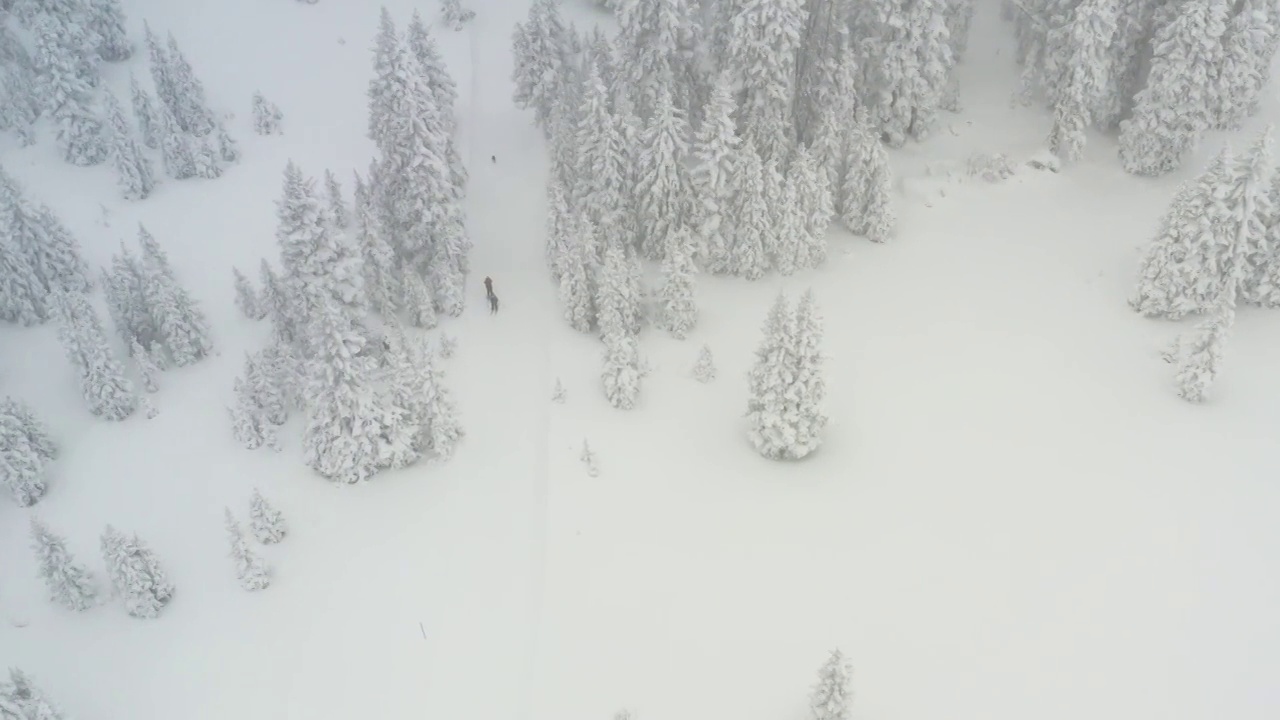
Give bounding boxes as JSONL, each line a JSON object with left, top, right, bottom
{"left": 252, "top": 92, "right": 283, "bottom": 135}
{"left": 442, "top": 0, "right": 476, "bottom": 30}
{"left": 693, "top": 345, "right": 715, "bottom": 383}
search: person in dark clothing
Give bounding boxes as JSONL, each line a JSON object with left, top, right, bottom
{"left": 491, "top": 155, "right": 496, "bottom": 163}
{"left": 484, "top": 276, "right": 498, "bottom": 314}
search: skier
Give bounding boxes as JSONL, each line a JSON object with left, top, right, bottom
{"left": 484, "top": 276, "right": 499, "bottom": 314}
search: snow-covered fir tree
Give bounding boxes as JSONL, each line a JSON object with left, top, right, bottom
{"left": 162, "top": 32, "right": 214, "bottom": 135}
{"left": 253, "top": 92, "right": 283, "bottom": 135}
{"left": 657, "top": 225, "right": 698, "bottom": 339}
{"left": 811, "top": 649, "right": 853, "bottom": 720}
{"left": 746, "top": 290, "right": 827, "bottom": 460}
{"left": 324, "top": 169, "right": 348, "bottom": 229}
{"left": 33, "top": 14, "right": 107, "bottom": 166}
{"left": 688, "top": 74, "right": 739, "bottom": 274}
{"left": 0, "top": 233, "right": 45, "bottom": 326}
{"left": 249, "top": 488, "right": 287, "bottom": 544}
{"left": 155, "top": 101, "right": 196, "bottom": 179}
{"left": 51, "top": 290, "right": 136, "bottom": 421}
{"left": 409, "top": 9, "right": 461, "bottom": 128}
{"left": 224, "top": 509, "right": 270, "bottom": 591}
{"left": 258, "top": 259, "right": 296, "bottom": 343}
{"left": 246, "top": 346, "right": 292, "bottom": 425}
{"left": 100, "top": 525, "right": 174, "bottom": 618}
{"left": 692, "top": 344, "right": 715, "bottom": 382}
{"left": 875, "top": 0, "right": 954, "bottom": 146}
{"left": 130, "top": 338, "right": 160, "bottom": 392}
{"left": 545, "top": 175, "right": 574, "bottom": 280}
{"left": 0, "top": 399, "right": 54, "bottom": 506}
{"left": 401, "top": 268, "right": 439, "bottom": 329}
{"left": 89, "top": 0, "right": 131, "bottom": 61}
{"left": 0, "top": 170, "right": 92, "bottom": 301}
{"left": 552, "top": 377, "right": 567, "bottom": 403}
{"left": 215, "top": 122, "right": 239, "bottom": 162}
{"left": 0, "top": 669, "right": 65, "bottom": 719}
{"left": 511, "top": 0, "right": 568, "bottom": 134}
{"left": 1, "top": 64, "right": 41, "bottom": 147}
{"left": 1214, "top": 0, "right": 1278, "bottom": 131}
{"left": 560, "top": 213, "right": 599, "bottom": 332}
{"left": 441, "top": 0, "right": 476, "bottom": 30}
{"left": 30, "top": 517, "right": 97, "bottom": 611}
{"left": 614, "top": 0, "right": 699, "bottom": 120}
{"left": 230, "top": 376, "right": 269, "bottom": 450}
{"left": 1119, "top": 0, "right": 1230, "bottom": 176}
{"left": 841, "top": 109, "right": 895, "bottom": 243}
{"left": 597, "top": 242, "right": 642, "bottom": 409}
{"left": 143, "top": 23, "right": 175, "bottom": 111}
{"left": 730, "top": 141, "right": 771, "bottom": 279}
{"left": 383, "top": 323, "right": 463, "bottom": 462}
{"left": 575, "top": 58, "right": 629, "bottom": 238}
{"left": 233, "top": 267, "right": 264, "bottom": 320}
{"left": 792, "top": 145, "right": 832, "bottom": 269}
{"left": 130, "top": 73, "right": 160, "bottom": 149}
{"left": 103, "top": 91, "right": 156, "bottom": 200}
{"left": 773, "top": 165, "right": 806, "bottom": 276}
{"left": 1048, "top": 0, "right": 1119, "bottom": 163}
{"left": 725, "top": 0, "right": 805, "bottom": 146}
{"left": 136, "top": 225, "right": 215, "bottom": 366}
{"left": 1174, "top": 292, "right": 1235, "bottom": 402}
{"left": 581, "top": 438, "right": 600, "bottom": 477}
{"left": 191, "top": 137, "right": 222, "bottom": 179}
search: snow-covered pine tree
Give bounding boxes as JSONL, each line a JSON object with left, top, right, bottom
{"left": 155, "top": 100, "right": 196, "bottom": 179}
{"left": 414, "top": 341, "right": 463, "bottom": 459}
{"left": 232, "top": 267, "right": 263, "bottom": 320}
{"left": 512, "top": 0, "right": 568, "bottom": 134}
{"left": 0, "top": 234, "right": 45, "bottom": 326}
{"left": 100, "top": 525, "right": 174, "bottom": 618}
{"left": 0, "top": 170, "right": 92, "bottom": 300}
{"left": 657, "top": 224, "right": 698, "bottom": 339}
{"left": 614, "top": 0, "right": 699, "bottom": 121}
{"left": 809, "top": 102, "right": 847, "bottom": 196}
{"left": 811, "top": 649, "right": 853, "bottom": 720}
{"left": 354, "top": 186, "right": 400, "bottom": 318}
{"left": 163, "top": 32, "right": 214, "bottom": 135}
{"left": 545, "top": 175, "right": 573, "bottom": 280}
{"left": 50, "top": 290, "right": 137, "bottom": 421}
{"left": 730, "top": 141, "right": 771, "bottom": 279}
{"left": 1119, "top": 0, "right": 1230, "bottom": 176}
{"left": 725, "top": 0, "right": 805, "bottom": 145}
{"left": 33, "top": 14, "right": 107, "bottom": 166}
{"left": 224, "top": 509, "right": 270, "bottom": 590}
{"left": 441, "top": 0, "right": 476, "bottom": 29}
{"left": 874, "top": 0, "right": 953, "bottom": 146}
{"left": 1094, "top": 0, "right": 1158, "bottom": 131}
{"left": 1214, "top": 0, "right": 1278, "bottom": 131}
{"left": 191, "top": 137, "right": 222, "bottom": 178}
{"left": 29, "top": 517, "right": 97, "bottom": 611}
{"left": 552, "top": 377, "right": 567, "bottom": 403}
{"left": 1174, "top": 291, "right": 1235, "bottom": 402}
{"left": 259, "top": 259, "right": 297, "bottom": 343}
{"left": 1048, "top": 0, "right": 1119, "bottom": 163}
{"left": 597, "top": 241, "right": 642, "bottom": 409}
{"left": 0, "top": 669, "right": 65, "bottom": 719}
{"left": 252, "top": 92, "right": 283, "bottom": 135}
{"left": 575, "top": 58, "right": 629, "bottom": 234}
{"left": 136, "top": 227, "right": 214, "bottom": 367}
{"left": 692, "top": 344, "right": 715, "bottom": 382}
{"left": 0, "top": 398, "right": 58, "bottom": 463}
{"left": 249, "top": 488, "right": 287, "bottom": 543}
{"left": 581, "top": 438, "right": 600, "bottom": 477}
{"left": 144, "top": 23, "right": 175, "bottom": 111}
{"left": 230, "top": 376, "right": 267, "bottom": 451}
{"left": 773, "top": 164, "right": 805, "bottom": 276}
{"left": 746, "top": 292, "right": 797, "bottom": 459}
{"left": 324, "top": 169, "right": 348, "bottom": 229}
{"left": 560, "top": 213, "right": 599, "bottom": 332}
{"left": 89, "top": 0, "right": 131, "bottom": 61}
{"left": 0, "top": 64, "right": 41, "bottom": 147}
{"left": 368, "top": 7, "right": 402, "bottom": 147}
{"left": 409, "top": 9, "right": 461, "bottom": 124}
{"left": 130, "top": 338, "right": 160, "bottom": 392}
{"left": 302, "top": 297, "right": 385, "bottom": 483}
{"left": 401, "top": 268, "right": 439, "bottom": 329}
{"left": 103, "top": 91, "right": 156, "bottom": 200}
{"left": 789, "top": 289, "right": 828, "bottom": 458}
{"left": 792, "top": 145, "right": 832, "bottom": 270}
{"left": 688, "top": 74, "right": 739, "bottom": 274}
{"left": 130, "top": 74, "right": 160, "bottom": 149}
{"left": 104, "top": 246, "right": 155, "bottom": 349}
{"left": 246, "top": 347, "right": 291, "bottom": 425}
{"left": 841, "top": 109, "right": 895, "bottom": 243}
{"left": 0, "top": 407, "right": 49, "bottom": 506}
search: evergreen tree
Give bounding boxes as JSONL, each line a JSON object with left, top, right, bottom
{"left": 0, "top": 171, "right": 92, "bottom": 299}
{"left": 511, "top": 0, "right": 568, "bottom": 134}
{"left": 414, "top": 342, "right": 463, "bottom": 460}
{"left": 224, "top": 509, "right": 270, "bottom": 590}
{"left": 51, "top": 290, "right": 136, "bottom": 421}
{"left": 546, "top": 175, "right": 574, "bottom": 280}
{"left": 163, "top": 32, "right": 214, "bottom": 135}
{"left": 614, "top": 0, "right": 698, "bottom": 120}
{"left": 259, "top": 259, "right": 296, "bottom": 343}
{"left": 1174, "top": 293, "right": 1235, "bottom": 402}
{"left": 233, "top": 267, "right": 264, "bottom": 320}
{"left": 191, "top": 138, "right": 222, "bottom": 179}
{"left": 789, "top": 290, "right": 828, "bottom": 458}
{"left": 130, "top": 73, "right": 160, "bottom": 149}
{"left": 230, "top": 374, "right": 267, "bottom": 452}
{"left": 368, "top": 8, "right": 404, "bottom": 147}
{"left": 144, "top": 23, "right": 175, "bottom": 112}
{"left": 1214, "top": 0, "right": 1277, "bottom": 130}
{"left": 0, "top": 669, "right": 65, "bottom": 719}
{"left": 1048, "top": 0, "right": 1119, "bottom": 163}
{"left": 1119, "top": 0, "right": 1230, "bottom": 176}
{"left": 1, "top": 65, "right": 41, "bottom": 147}
{"left": 688, "top": 75, "right": 739, "bottom": 274}
{"left": 246, "top": 347, "right": 291, "bottom": 425}
{"left": 693, "top": 344, "right": 716, "bottom": 382}
{"left": 33, "top": 15, "right": 107, "bottom": 166}
{"left": 100, "top": 525, "right": 174, "bottom": 618}
{"left": 792, "top": 145, "right": 832, "bottom": 270}
{"left": 874, "top": 0, "right": 953, "bottom": 146}
{"left": 811, "top": 650, "right": 853, "bottom": 720}
{"left": 103, "top": 91, "right": 156, "bottom": 200}
{"left": 130, "top": 338, "right": 160, "bottom": 392}
{"left": 137, "top": 227, "right": 214, "bottom": 367}
{"left": 89, "top": 0, "right": 131, "bottom": 61}
{"left": 560, "top": 214, "right": 599, "bottom": 332}
{"left": 730, "top": 142, "right": 771, "bottom": 279}
{"left": 252, "top": 92, "right": 283, "bottom": 135}
{"left": 156, "top": 101, "right": 196, "bottom": 179}
{"left": 657, "top": 225, "right": 698, "bottom": 339}
{"left": 249, "top": 488, "right": 287, "bottom": 543}
{"left": 635, "top": 82, "right": 689, "bottom": 260}
{"left": 0, "top": 398, "right": 57, "bottom": 464}
{"left": 215, "top": 122, "right": 239, "bottom": 162}
{"left": 841, "top": 110, "right": 895, "bottom": 243}
{"left": 354, "top": 184, "right": 400, "bottom": 319}
{"left": 408, "top": 10, "right": 460, "bottom": 127}
{"left": 441, "top": 0, "right": 476, "bottom": 30}
{"left": 597, "top": 241, "right": 642, "bottom": 409}
{"left": 575, "top": 59, "right": 629, "bottom": 236}
{"left": 746, "top": 292, "right": 797, "bottom": 458}
{"left": 552, "top": 377, "right": 567, "bottom": 403}
{"left": 30, "top": 517, "right": 97, "bottom": 611}
{"left": 324, "top": 169, "right": 348, "bottom": 229}
{"left": 725, "top": 0, "right": 805, "bottom": 142}
{"left": 401, "top": 268, "right": 438, "bottom": 329}
{"left": 0, "top": 234, "right": 45, "bottom": 326}
{"left": 0, "top": 402, "right": 50, "bottom": 505}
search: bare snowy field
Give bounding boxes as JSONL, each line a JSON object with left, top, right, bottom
{"left": 2, "top": 0, "right": 1279, "bottom": 719}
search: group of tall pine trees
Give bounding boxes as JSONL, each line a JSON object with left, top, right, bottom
{"left": 227, "top": 7, "right": 466, "bottom": 483}
{"left": 0, "top": 0, "right": 241, "bottom": 197}
{"left": 1010, "top": 0, "right": 1280, "bottom": 171}
{"left": 1131, "top": 126, "right": 1280, "bottom": 401}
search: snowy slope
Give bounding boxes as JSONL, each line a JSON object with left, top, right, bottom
{"left": 3, "top": 0, "right": 1280, "bottom": 719}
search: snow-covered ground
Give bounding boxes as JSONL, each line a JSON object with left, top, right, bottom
{"left": 3, "top": 0, "right": 1280, "bottom": 719}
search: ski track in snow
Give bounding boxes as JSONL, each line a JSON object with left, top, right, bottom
{"left": 1, "top": 1, "right": 1280, "bottom": 719}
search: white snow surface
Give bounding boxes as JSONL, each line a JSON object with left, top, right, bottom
{"left": 3, "top": 1, "right": 1280, "bottom": 719}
